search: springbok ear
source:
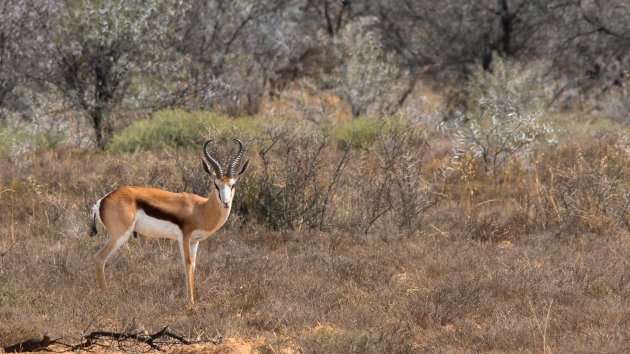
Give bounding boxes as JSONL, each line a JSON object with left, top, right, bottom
{"left": 238, "top": 159, "right": 250, "bottom": 176}
{"left": 201, "top": 159, "right": 214, "bottom": 176}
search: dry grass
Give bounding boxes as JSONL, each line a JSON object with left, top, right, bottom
{"left": 1, "top": 120, "right": 629, "bottom": 352}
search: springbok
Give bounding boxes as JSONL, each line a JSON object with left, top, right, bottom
{"left": 89, "top": 139, "right": 249, "bottom": 304}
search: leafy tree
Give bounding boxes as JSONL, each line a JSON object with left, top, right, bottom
{"left": 335, "top": 16, "right": 399, "bottom": 117}
{"left": 545, "top": 0, "right": 630, "bottom": 116}
{"left": 374, "top": 0, "right": 630, "bottom": 116}
{"left": 4, "top": 0, "right": 630, "bottom": 142}
{"left": 0, "top": 1, "right": 54, "bottom": 115}
{"left": 32, "top": 0, "right": 189, "bottom": 148}
{"left": 173, "top": 0, "right": 302, "bottom": 115}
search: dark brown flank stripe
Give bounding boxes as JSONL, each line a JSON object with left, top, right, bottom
{"left": 135, "top": 199, "right": 186, "bottom": 230}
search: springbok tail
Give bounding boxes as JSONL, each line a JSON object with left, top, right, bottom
{"left": 89, "top": 200, "right": 101, "bottom": 236}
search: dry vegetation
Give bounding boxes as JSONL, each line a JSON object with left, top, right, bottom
{"left": 1, "top": 114, "right": 629, "bottom": 353}
{"left": 2, "top": 1, "right": 630, "bottom": 352}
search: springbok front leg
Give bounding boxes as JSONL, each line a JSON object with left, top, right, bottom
{"left": 178, "top": 234, "right": 196, "bottom": 304}
{"left": 191, "top": 241, "right": 200, "bottom": 274}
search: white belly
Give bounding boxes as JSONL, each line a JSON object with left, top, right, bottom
{"left": 134, "top": 210, "right": 182, "bottom": 240}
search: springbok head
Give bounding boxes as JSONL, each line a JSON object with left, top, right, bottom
{"left": 202, "top": 139, "right": 250, "bottom": 209}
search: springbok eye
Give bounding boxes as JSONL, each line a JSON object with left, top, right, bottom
{"left": 231, "top": 185, "right": 235, "bottom": 190}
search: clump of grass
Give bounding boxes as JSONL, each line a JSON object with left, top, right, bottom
{"left": 333, "top": 116, "right": 411, "bottom": 150}
{"left": 335, "top": 117, "right": 382, "bottom": 150}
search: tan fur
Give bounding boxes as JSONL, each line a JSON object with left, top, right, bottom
{"left": 94, "top": 185, "right": 228, "bottom": 305}
{"left": 100, "top": 186, "right": 225, "bottom": 235}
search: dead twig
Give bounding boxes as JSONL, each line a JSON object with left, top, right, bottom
{"left": 3, "top": 333, "right": 56, "bottom": 353}
{"left": 3, "top": 326, "right": 200, "bottom": 353}
{"left": 74, "top": 326, "right": 191, "bottom": 351}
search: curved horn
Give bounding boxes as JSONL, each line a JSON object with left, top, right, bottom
{"left": 226, "top": 139, "right": 245, "bottom": 177}
{"left": 203, "top": 140, "right": 223, "bottom": 177}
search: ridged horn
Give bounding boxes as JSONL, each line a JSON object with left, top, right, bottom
{"left": 203, "top": 140, "right": 223, "bottom": 177}
{"left": 226, "top": 139, "right": 245, "bottom": 177}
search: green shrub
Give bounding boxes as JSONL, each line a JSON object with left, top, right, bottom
{"left": 108, "top": 109, "right": 257, "bottom": 152}
{"left": 443, "top": 54, "right": 556, "bottom": 177}
{"left": 0, "top": 126, "right": 63, "bottom": 155}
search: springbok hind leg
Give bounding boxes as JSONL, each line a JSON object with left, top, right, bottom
{"left": 94, "top": 225, "right": 133, "bottom": 292}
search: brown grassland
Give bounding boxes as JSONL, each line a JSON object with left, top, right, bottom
{"left": 1, "top": 114, "right": 629, "bottom": 353}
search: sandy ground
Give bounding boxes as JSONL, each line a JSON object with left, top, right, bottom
{"left": 170, "top": 338, "right": 265, "bottom": 354}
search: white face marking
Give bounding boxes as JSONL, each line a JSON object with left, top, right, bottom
{"left": 213, "top": 178, "right": 237, "bottom": 209}
{"left": 134, "top": 210, "right": 182, "bottom": 240}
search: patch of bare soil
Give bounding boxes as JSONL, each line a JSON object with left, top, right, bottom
{"left": 170, "top": 338, "right": 264, "bottom": 354}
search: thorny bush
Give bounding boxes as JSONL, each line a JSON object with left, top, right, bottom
{"left": 233, "top": 120, "right": 444, "bottom": 235}
{"left": 239, "top": 123, "right": 350, "bottom": 230}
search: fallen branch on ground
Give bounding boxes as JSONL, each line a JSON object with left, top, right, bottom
{"left": 3, "top": 326, "right": 208, "bottom": 352}
{"left": 2, "top": 333, "right": 55, "bottom": 353}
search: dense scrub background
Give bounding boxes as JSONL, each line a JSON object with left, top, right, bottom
{"left": 1, "top": 1, "right": 630, "bottom": 352}
{"left": 2, "top": 0, "right": 630, "bottom": 147}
